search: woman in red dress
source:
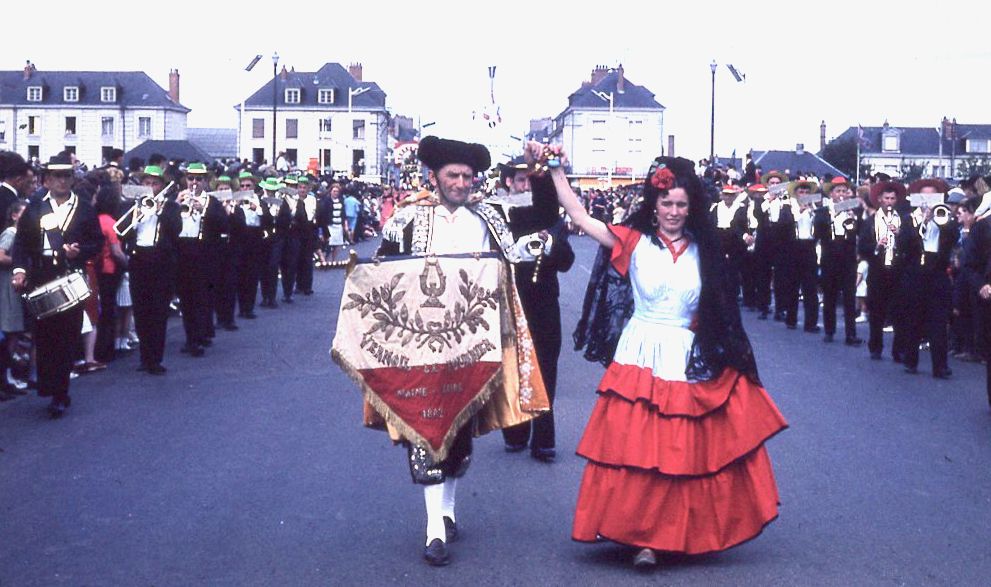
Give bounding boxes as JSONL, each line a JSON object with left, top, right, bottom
{"left": 552, "top": 156, "right": 787, "bottom": 567}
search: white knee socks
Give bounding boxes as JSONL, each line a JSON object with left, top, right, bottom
{"left": 423, "top": 478, "right": 458, "bottom": 545}
{"left": 424, "top": 483, "right": 446, "bottom": 545}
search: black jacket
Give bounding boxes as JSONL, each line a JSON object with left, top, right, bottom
{"left": 13, "top": 192, "right": 104, "bottom": 283}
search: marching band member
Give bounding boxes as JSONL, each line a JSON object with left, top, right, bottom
{"left": 11, "top": 153, "right": 103, "bottom": 417}
{"left": 258, "top": 177, "right": 284, "bottom": 309}
{"left": 859, "top": 181, "right": 906, "bottom": 360}
{"left": 372, "top": 136, "right": 559, "bottom": 566}
{"left": 175, "top": 163, "right": 225, "bottom": 356}
{"left": 294, "top": 174, "right": 318, "bottom": 295}
{"left": 278, "top": 175, "right": 303, "bottom": 304}
{"left": 785, "top": 179, "right": 821, "bottom": 332}
{"left": 897, "top": 179, "right": 957, "bottom": 378}
{"left": 127, "top": 165, "right": 181, "bottom": 374}
{"left": 234, "top": 171, "right": 264, "bottom": 319}
{"left": 815, "top": 177, "right": 863, "bottom": 345}
{"left": 739, "top": 183, "right": 764, "bottom": 309}
{"left": 709, "top": 183, "right": 749, "bottom": 304}
{"left": 213, "top": 175, "right": 239, "bottom": 331}
{"left": 753, "top": 171, "right": 794, "bottom": 321}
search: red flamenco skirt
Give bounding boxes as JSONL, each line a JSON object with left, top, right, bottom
{"left": 572, "top": 364, "right": 787, "bottom": 555}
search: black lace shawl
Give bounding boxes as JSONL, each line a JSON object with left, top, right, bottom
{"left": 572, "top": 227, "right": 762, "bottom": 385}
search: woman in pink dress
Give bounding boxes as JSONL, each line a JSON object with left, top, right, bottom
{"left": 552, "top": 156, "right": 787, "bottom": 567}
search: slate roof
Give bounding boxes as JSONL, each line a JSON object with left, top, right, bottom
{"left": 0, "top": 69, "right": 188, "bottom": 111}
{"left": 564, "top": 70, "right": 664, "bottom": 110}
{"left": 123, "top": 140, "right": 212, "bottom": 166}
{"left": 240, "top": 63, "right": 386, "bottom": 110}
{"left": 833, "top": 124, "right": 991, "bottom": 156}
{"left": 187, "top": 128, "right": 239, "bottom": 160}
{"left": 753, "top": 150, "right": 846, "bottom": 179}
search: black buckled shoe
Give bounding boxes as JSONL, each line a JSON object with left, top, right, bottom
{"left": 423, "top": 538, "right": 449, "bottom": 566}
{"left": 845, "top": 337, "right": 864, "bottom": 347}
{"left": 904, "top": 365, "right": 918, "bottom": 374}
{"left": 531, "top": 447, "right": 556, "bottom": 463}
{"left": 444, "top": 517, "right": 458, "bottom": 543}
{"left": 823, "top": 334, "right": 834, "bottom": 343}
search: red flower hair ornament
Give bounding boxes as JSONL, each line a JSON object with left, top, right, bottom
{"left": 650, "top": 164, "right": 676, "bottom": 190}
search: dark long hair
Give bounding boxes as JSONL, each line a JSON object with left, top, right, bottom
{"left": 575, "top": 156, "right": 761, "bottom": 384}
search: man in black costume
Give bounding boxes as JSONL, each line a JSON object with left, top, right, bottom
{"left": 494, "top": 157, "right": 574, "bottom": 462}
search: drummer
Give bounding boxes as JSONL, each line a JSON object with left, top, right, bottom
{"left": 11, "top": 152, "right": 104, "bottom": 418}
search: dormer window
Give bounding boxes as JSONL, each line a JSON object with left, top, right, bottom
{"left": 966, "top": 139, "right": 991, "bottom": 154}
{"left": 285, "top": 88, "right": 300, "bottom": 104}
{"left": 880, "top": 127, "right": 901, "bottom": 153}
{"left": 318, "top": 89, "right": 335, "bottom": 104}
{"left": 26, "top": 86, "right": 42, "bottom": 102}
{"left": 64, "top": 86, "right": 79, "bottom": 102}
{"left": 101, "top": 87, "right": 116, "bottom": 103}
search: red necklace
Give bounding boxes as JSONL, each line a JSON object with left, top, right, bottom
{"left": 657, "top": 232, "right": 689, "bottom": 263}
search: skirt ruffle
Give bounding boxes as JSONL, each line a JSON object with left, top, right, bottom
{"left": 573, "top": 365, "right": 786, "bottom": 554}
{"left": 579, "top": 365, "right": 787, "bottom": 475}
{"left": 573, "top": 447, "right": 780, "bottom": 554}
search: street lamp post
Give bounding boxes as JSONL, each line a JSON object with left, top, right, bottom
{"left": 593, "top": 90, "right": 615, "bottom": 187}
{"left": 709, "top": 60, "right": 717, "bottom": 164}
{"left": 272, "top": 52, "right": 279, "bottom": 168}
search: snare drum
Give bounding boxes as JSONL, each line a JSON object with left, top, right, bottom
{"left": 23, "top": 272, "right": 92, "bottom": 320}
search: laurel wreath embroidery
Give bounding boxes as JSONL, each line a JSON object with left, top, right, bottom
{"left": 343, "top": 269, "right": 498, "bottom": 353}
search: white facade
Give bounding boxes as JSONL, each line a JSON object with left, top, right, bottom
{"left": 0, "top": 106, "right": 187, "bottom": 168}
{"left": 554, "top": 108, "right": 665, "bottom": 182}
{"left": 239, "top": 107, "right": 389, "bottom": 180}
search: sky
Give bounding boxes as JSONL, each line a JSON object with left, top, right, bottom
{"left": 7, "top": 0, "right": 991, "bottom": 165}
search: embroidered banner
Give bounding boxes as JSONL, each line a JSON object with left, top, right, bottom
{"left": 332, "top": 254, "right": 505, "bottom": 461}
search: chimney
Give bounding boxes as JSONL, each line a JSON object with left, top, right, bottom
{"left": 23, "top": 60, "right": 33, "bottom": 81}
{"left": 668, "top": 135, "right": 676, "bottom": 157}
{"left": 616, "top": 64, "right": 625, "bottom": 94}
{"left": 168, "top": 69, "right": 180, "bottom": 104}
{"left": 279, "top": 65, "right": 289, "bottom": 81}
{"left": 796, "top": 143, "right": 805, "bottom": 155}
{"left": 590, "top": 64, "right": 608, "bottom": 86}
{"left": 820, "top": 120, "right": 827, "bottom": 151}
{"left": 348, "top": 62, "right": 363, "bottom": 82}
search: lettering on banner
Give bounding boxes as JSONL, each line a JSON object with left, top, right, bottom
{"left": 441, "top": 383, "right": 463, "bottom": 395}
{"left": 396, "top": 387, "right": 428, "bottom": 399}
{"left": 421, "top": 408, "right": 444, "bottom": 420}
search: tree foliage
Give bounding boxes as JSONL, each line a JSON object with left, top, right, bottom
{"left": 821, "top": 138, "right": 858, "bottom": 177}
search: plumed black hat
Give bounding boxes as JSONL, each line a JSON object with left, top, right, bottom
{"left": 418, "top": 136, "right": 491, "bottom": 174}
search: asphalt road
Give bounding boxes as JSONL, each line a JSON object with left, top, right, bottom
{"left": 2, "top": 235, "right": 990, "bottom": 586}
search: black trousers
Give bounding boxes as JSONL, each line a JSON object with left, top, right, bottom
{"left": 177, "top": 240, "right": 211, "bottom": 346}
{"left": 236, "top": 229, "right": 265, "bottom": 314}
{"left": 214, "top": 241, "right": 238, "bottom": 325}
{"left": 782, "top": 240, "right": 818, "bottom": 329}
{"left": 755, "top": 236, "right": 790, "bottom": 314}
{"left": 94, "top": 271, "right": 122, "bottom": 363}
{"left": 900, "top": 270, "right": 952, "bottom": 373}
{"left": 280, "top": 233, "right": 301, "bottom": 299}
{"left": 34, "top": 303, "right": 82, "bottom": 400}
{"left": 130, "top": 247, "right": 176, "bottom": 366}
{"left": 740, "top": 248, "right": 758, "bottom": 308}
{"left": 296, "top": 233, "right": 316, "bottom": 293}
{"left": 821, "top": 255, "right": 858, "bottom": 338}
{"left": 867, "top": 264, "right": 899, "bottom": 355}
{"left": 261, "top": 237, "right": 283, "bottom": 304}
{"left": 502, "top": 304, "right": 562, "bottom": 451}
